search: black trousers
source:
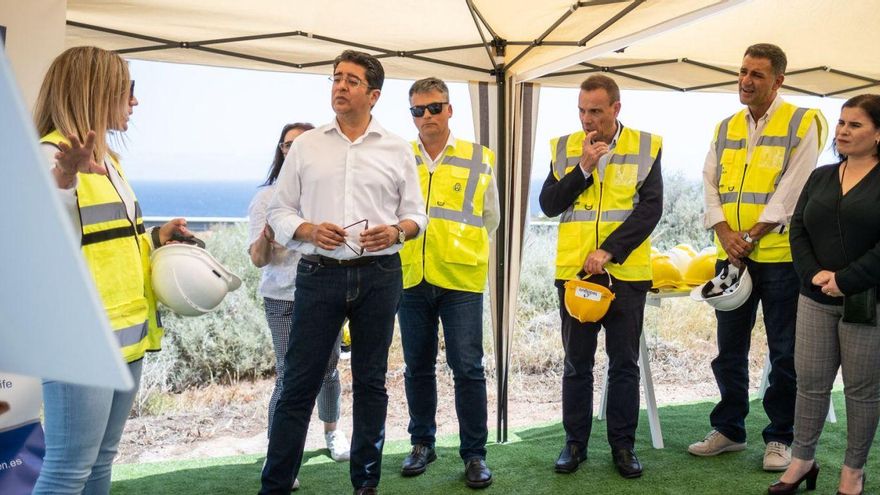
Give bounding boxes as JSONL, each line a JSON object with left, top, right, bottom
{"left": 557, "top": 279, "right": 647, "bottom": 450}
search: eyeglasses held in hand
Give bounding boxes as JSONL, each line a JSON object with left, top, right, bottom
{"left": 409, "top": 102, "right": 448, "bottom": 118}
{"left": 329, "top": 74, "right": 368, "bottom": 89}
{"left": 278, "top": 141, "right": 294, "bottom": 152}
{"left": 343, "top": 219, "right": 368, "bottom": 256}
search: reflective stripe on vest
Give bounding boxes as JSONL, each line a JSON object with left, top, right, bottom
{"left": 41, "top": 130, "right": 163, "bottom": 362}
{"left": 401, "top": 139, "right": 494, "bottom": 292}
{"left": 712, "top": 102, "right": 827, "bottom": 262}
{"left": 549, "top": 127, "right": 660, "bottom": 281}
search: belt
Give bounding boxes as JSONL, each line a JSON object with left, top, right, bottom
{"left": 301, "top": 254, "right": 381, "bottom": 267}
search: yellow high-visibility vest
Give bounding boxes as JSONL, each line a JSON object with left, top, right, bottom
{"left": 713, "top": 102, "right": 827, "bottom": 262}
{"left": 550, "top": 127, "right": 661, "bottom": 281}
{"left": 400, "top": 139, "right": 494, "bottom": 293}
{"left": 42, "top": 130, "right": 163, "bottom": 363}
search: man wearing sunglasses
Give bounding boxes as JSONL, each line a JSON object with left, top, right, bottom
{"left": 539, "top": 75, "right": 663, "bottom": 479}
{"left": 261, "top": 50, "right": 428, "bottom": 495}
{"left": 398, "top": 77, "right": 499, "bottom": 489}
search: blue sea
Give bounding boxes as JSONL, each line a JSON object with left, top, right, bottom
{"left": 131, "top": 180, "right": 548, "bottom": 219}
{"left": 131, "top": 180, "right": 263, "bottom": 218}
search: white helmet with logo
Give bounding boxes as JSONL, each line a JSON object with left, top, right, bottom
{"left": 150, "top": 243, "right": 242, "bottom": 316}
{"left": 690, "top": 262, "right": 752, "bottom": 311}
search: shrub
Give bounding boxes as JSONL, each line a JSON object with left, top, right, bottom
{"left": 138, "top": 223, "right": 273, "bottom": 413}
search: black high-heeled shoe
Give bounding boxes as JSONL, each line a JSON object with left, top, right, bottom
{"left": 836, "top": 471, "right": 866, "bottom": 495}
{"left": 768, "top": 462, "right": 819, "bottom": 494}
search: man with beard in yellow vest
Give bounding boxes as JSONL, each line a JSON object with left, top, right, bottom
{"left": 398, "top": 77, "right": 499, "bottom": 489}
{"left": 540, "top": 74, "right": 663, "bottom": 479}
{"left": 688, "top": 43, "right": 827, "bottom": 473}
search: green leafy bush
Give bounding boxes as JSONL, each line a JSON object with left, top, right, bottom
{"left": 140, "top": 223, "right": 273, "bottom": 400}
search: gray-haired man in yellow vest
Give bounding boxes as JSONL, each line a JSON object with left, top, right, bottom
{"left": 540, "top": 74, "right": 663, "bottom": 479}
{"left": 688, "top": 43, "right": 827, "bottom": 472}
{"left": 398, "top": 77, "right": 499, "bottom": 489}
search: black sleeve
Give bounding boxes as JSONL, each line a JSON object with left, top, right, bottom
{"left": 836, "top": 234, "right": 880, "bottom": 295}
{"left": 599, "top": 149, "right": 663, "bottom": 264}
{"left": 789, "top": 170, "right": 823, "bottom": 290}
{"left": 538, "top": 163, "right": 594, "bottom": 218}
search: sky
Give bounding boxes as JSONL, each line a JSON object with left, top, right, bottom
{"left": 124, "top": 59, "right": 845, "bottom": 185}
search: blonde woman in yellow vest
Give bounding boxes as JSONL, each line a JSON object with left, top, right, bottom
{"left": 32, "top": 46, "right": 191, "bottom": 495}
{"left": 539, "top": 75, "right": 662, "bottom": 479}
{"left": 688, "top": 44, "right": 827, "bottom": 475}
{"left": 397, "top": 78, "right": 498, "bottom": 489}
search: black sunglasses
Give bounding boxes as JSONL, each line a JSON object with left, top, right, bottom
{"left": 409, "top": 101, "right": 447, "bottom": 118}
{"left": 130, "top": 80, "right": 135, "bottom": 99}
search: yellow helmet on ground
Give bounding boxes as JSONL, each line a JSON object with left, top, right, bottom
{"left": 682, "top": 248, "right": 718, "bottom": 286}
{"left": 564, "top": 273, "right": 616, "bottom": 323}
{"left": 651, "top": 255, "right": 685, "bottom": 289}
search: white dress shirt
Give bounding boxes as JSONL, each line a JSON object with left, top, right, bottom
{"left": 702, "top": 96, "right": 820, "bottom": 231}
{"left": 416, "top": 132, "right": 501, "bottom": 237}
{"left": 268, "top": 118, "right": 428, "bottom": 259}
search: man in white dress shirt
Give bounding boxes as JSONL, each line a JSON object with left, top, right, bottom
{"left": 259, "top": 50, "right": 428, "bottom": 495}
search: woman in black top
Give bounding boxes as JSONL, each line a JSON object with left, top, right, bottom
{"left": 770, "top": 94, "right": 880, "bottom": 495}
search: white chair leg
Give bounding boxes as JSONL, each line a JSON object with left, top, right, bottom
{"left": 760, "top": 354, "right": 837, "bottom": 423}
{"left": 758, "top": 354, "right": 771, "bottom": 399}
{"left": 598, "top": 355, "right": 609, "bottom": 421}
{"left": 640, "top": 332, "right": 663, "bottom": 449}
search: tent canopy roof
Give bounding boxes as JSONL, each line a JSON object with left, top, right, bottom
{"left": 66, "top": 0, "right": 880, "bottom": 98}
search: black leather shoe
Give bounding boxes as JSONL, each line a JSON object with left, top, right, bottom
{"left": 612, "top": 448, "right": 643, "bottom": 478}
{"left": 555, "top": 443, "right": 587, "bottom": 473}
{"left": 464, "top": 458, "right": 493, "bottom": 489}
{"left": 354, "top": 487, "right": 378, "bottom": 495}
{"left": 401, "top": 444, "right": 436, "bottom": 476}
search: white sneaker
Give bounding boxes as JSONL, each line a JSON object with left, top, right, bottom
{"left": 325, "top": 430, "right": 351, "bottom": 462}
{"left": 763, "top": 441, "right": 791, "bottom": 471}
{"left": 292, "top": 477, "right": 300, "bottom": 491}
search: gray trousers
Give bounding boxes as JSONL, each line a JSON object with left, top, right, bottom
{"left": 264, "top": 297, "right": 341, "bottom": 434}
{"left": 792, "top": 295, "right": 880, "bottom": 468}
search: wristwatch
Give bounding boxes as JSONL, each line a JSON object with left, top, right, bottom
{"left": 393, "top": 224, "right": 406, "bottom": 244}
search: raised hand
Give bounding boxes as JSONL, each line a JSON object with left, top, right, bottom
{"left": 55, "top": 131, "right": 107, "bottom": 177}
{"left": 579, "top": 130, "right": 610, "bottom": 174}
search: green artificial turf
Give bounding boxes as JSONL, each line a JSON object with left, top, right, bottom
{"left": 112, "top": 391, "right": 872, "bottom": 494}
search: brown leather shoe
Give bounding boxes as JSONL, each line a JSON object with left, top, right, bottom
{"left": 464, "top": 458, "right": 492, "bottom": 489}
{"left": 354, "top": 487, "right": 378, "bottom": 495}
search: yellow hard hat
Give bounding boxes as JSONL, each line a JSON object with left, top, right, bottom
{"left": 667, "top": 245, "right": 697, "bottom": 274}
{"left": 564, "top": 273, "right": 616, "bottom": 323}
{"left": 682, "top": 248, "right": 718, "bottom": 286}
{"left": 342, "top": 321, "right": 351, "bottom": 347}
{"left": 651, "top": 254, "right": 685, "bottom": 289}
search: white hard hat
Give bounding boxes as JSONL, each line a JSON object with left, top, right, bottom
{"left": 690, "top": 263, "right": 752, "bottom": 311}
{"left": 150, "top": 243, "right": 242, "bottom": 317}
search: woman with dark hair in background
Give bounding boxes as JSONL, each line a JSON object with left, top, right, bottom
{"left": 771, "top": 94, "right": 880, "bottom": 495}
{"left": 248, "top": 123, "right": 350, "bottom": 491}
{"left": 33, "top": 46, "right": 191, "bottom": 494}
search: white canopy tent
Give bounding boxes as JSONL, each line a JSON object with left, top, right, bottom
{"left": 13, "top": 0, "right": 880, "bottom": 441}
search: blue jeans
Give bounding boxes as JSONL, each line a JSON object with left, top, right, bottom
{"left": 710, "top": 259, "right": 798, "bottom": 445}
{"left": 33, "top": 359, "right": 143, "bottom": 495}
{"left": 260, "top": 255, "right": 402, "bottom": 494}
{"left": 398, "top": 281, "right": 488, "bottom": 461}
